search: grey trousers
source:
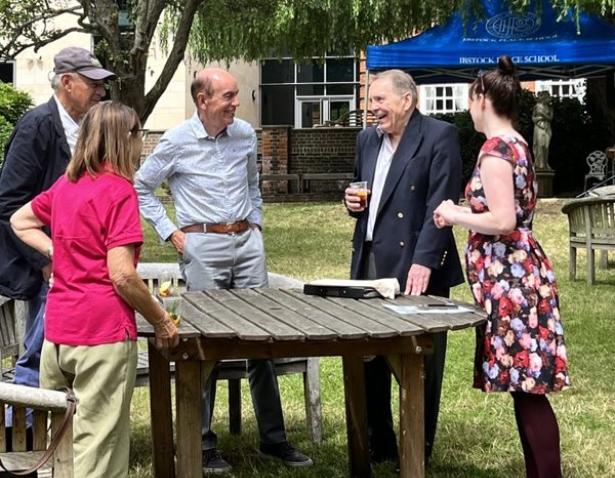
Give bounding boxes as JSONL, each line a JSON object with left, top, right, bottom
{"left": 179, "top": 227, "right": 287, "bottom": 450}
{"left": 361, "top": 247, "right": 448, "bottom": 462}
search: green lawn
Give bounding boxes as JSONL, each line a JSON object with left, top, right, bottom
{"left": 130, "top": 200, "right": 615, "bottom": 478}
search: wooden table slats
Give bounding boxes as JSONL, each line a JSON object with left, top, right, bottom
{"left": 240, "top": 289, "right": 338, "bottom": 340}
{"left": 285, "top": 290, "right": 401, "bottom": 339}
{"left": 202, "top": 289, "right": 306, "bottom": 341}
{"left": 253, "top": 289, "right": 368, "bottom": 339}
{"left": 359, "top": 299, "right": 454, "bottom": 333}
{"left": 326, "top": 296, "right": 426, "bottom": 335}
{"left": 136, "top": 312, "right": 201, "bottom": 338}
{"left": 183, "top": 291, "right": 271, "bottom": 341}
{"left": 381, "top": 296, "right": 487, "bottom": 330}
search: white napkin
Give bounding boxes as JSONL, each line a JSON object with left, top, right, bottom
{"left": 307, "top": 278, "right": 400, "bottom": 299}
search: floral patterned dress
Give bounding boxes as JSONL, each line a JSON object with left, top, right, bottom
{"left": 465, "top": 135, "right": 570, "bottom": 394}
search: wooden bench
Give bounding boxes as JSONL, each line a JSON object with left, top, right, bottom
{"left": 259, "top": 174, "right": 302, "bottom": 194}
{"left": 561, "top": 197, "right": 615, "bottom": 284}
{"left": 135, "top": 263, "right": 323, "bottom": 443}
{"left": 0, "top": 296, "right": 27, "bottom": 382}
{"left": 0, "top": 383, "right": 75, "bottom": 478}
{"left": 301, "top": 172, "right": 354, "bottom": 193}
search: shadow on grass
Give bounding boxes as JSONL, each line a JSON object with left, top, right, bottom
{"left": 129, "top": 410, "right": 524, "bottom": 478}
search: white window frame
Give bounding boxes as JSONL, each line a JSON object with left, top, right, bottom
{"left": 419, "top": 84, "right": 468, "bottom": 115}
{"left": 295, "top": 96, "right": 354, "bottom": 127}
{"left": 260, "top": 54, "right": 359, "bottom": 127}
{"left": 535, "top": 79, "right": 586, "bottom": 103}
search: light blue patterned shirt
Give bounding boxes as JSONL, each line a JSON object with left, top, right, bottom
{"left": 135, "top": 112, "right": 262, "bottom": 243}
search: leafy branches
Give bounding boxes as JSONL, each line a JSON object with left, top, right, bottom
{"left": 3, "top": 0, "right": 615, "bottom": 123}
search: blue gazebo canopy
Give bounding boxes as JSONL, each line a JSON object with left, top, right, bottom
{"left": 366, "top": 0, "right": 615, "bottom": 83}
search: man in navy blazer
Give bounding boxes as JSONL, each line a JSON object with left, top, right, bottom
{"left": 344, "top": 69, "right": 464, "bottom": 465}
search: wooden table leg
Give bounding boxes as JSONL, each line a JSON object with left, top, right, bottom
{"left": 342, "top": 356, "right": 371, "bottom": 478}
{"left": 175, "top": 360, "right": 215, "bottom": 478}
{"left": 148, "top": 342, "right": 175, "bottom": 478}
{"left": 399, "top": 353, "right": 424, "bottom": 478}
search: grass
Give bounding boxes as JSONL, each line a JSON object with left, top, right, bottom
{"left": 130, "top": 199, "right": 615, "bottom": 478}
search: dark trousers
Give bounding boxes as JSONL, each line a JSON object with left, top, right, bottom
{"left": 360, "top": 247, "right": 448, "bottom": 462}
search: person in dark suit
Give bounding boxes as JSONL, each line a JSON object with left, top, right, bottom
{"left": 344, "top": 69, "right": 464, "bottom": 465}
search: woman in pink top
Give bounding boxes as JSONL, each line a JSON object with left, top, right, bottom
{"left": 11, "top": 101, "right": 179, "bottom": 478}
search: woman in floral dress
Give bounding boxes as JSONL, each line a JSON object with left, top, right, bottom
{"left": 434, "top": 56, "right": 569, "bottom": 478}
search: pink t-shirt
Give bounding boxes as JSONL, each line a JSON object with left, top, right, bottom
{"left": 32, "top": 171, "right": 143, "bottom": 346}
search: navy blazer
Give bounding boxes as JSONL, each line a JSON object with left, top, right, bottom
{"left": 349, "top": 109, "right": 465, "bottom": 292}
{"left": 0, "top": 98, "right": 71, "bottom": 299}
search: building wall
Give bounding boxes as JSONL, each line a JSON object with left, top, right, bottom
{"left": 290, "top": 128, "right": 358, "bottom": 174}
{"left": 141, "top": 126, "right": 360, "bottom": 201}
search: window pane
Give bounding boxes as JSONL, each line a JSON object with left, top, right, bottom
{"left": 330, "top": 101, "right": 351, "bottom": 122}
{"left": 327, "top": 58, "right": 355, "bottom": 82}
{"left": 326, "top": 84, "right": 353, "bottom": 95}
{"left": 0, "top": 62, "right": 14, "bottom": 84}
{"left": 297, "top": 61, "right": 324, "bottom": 83}
{"left": 535, "top": 79, "right": 585, "bottom": 102}
{"left": 420, "top": 84, "right": 468, "bottom": 114}
{"left": 297, "top": 84, "right": 324, "bottom": 96}
{"left": 261, "top": 85, "right": 294, "bottom": 125}
{"left": 261, "top": 59, "right": 294, "bottom": 84}
{"left": 301, "top": 101, "right": 321, "bottom": 128}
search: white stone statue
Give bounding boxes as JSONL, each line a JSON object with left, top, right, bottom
{"left": 532, "top": 91, "right": 554, "bottom": 170}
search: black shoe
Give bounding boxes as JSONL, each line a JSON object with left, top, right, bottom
{"left": 202, "top": 448, "right": 232, "bottom": 474}
{"left": 258, "top": 441, "right": 313, "bottom": 467}
{"left": 370, "top": 448, "right": 399, "bottom": 464}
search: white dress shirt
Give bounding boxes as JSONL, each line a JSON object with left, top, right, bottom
{"left": 54, "top": 95, "right": 80, "bottom": 155}
{"left": 366, "top": 132, "right": 395, "bottom": 241}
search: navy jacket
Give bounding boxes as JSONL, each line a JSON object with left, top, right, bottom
{"left": 0, "top": 98, "right": 71, "bottom": 299}
{"left": 349, "top": 109, "right": 465, "bottom": 293}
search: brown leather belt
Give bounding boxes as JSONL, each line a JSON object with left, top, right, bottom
{"left": 181, "top": 220, "right": 250, "bottom": 234}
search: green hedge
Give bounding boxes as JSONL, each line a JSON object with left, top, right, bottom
{"left": 0, "top": 115, "right": 14, "bottom": 168}
{"left": 0, "top": 81, "right": 33, "bottom": 125}
{"left": 0, "top": 82, "right": 33, "bottom": 168}
{"left": 432, "top": 90, "right": 607, "bottom": 197}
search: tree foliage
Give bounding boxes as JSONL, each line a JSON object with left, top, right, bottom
{"left": 2, "top": 0, "right": 615, "bottom": 122}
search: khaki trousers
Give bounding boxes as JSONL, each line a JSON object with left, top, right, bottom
{"left": 40, "top": 338, "right": 138, "bottom": 478}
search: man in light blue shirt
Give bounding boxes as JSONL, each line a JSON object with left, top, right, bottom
{"left": 135, "top": 68, "right": 312, "bottom": 474}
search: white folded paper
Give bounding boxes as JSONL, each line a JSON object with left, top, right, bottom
{"left": 307, "top": 278, "right": 400, "bottom": 299}
{"left": 382, "top": 303, "right": 473, "bottom": 314}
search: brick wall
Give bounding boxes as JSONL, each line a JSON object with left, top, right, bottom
{"left": 140, "top": 126, "right": 360, "bottom": 202}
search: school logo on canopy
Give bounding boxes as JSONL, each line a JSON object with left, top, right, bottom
{"left": 486, "top": 11, "right": 541, "bottom": 39}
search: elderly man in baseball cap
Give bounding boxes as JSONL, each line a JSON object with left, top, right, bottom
{"left": 51, "top": 46, "right": 116, "bottom": 136}
{"left": 0, "top": 46, "right": 115, "bottom": 461}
